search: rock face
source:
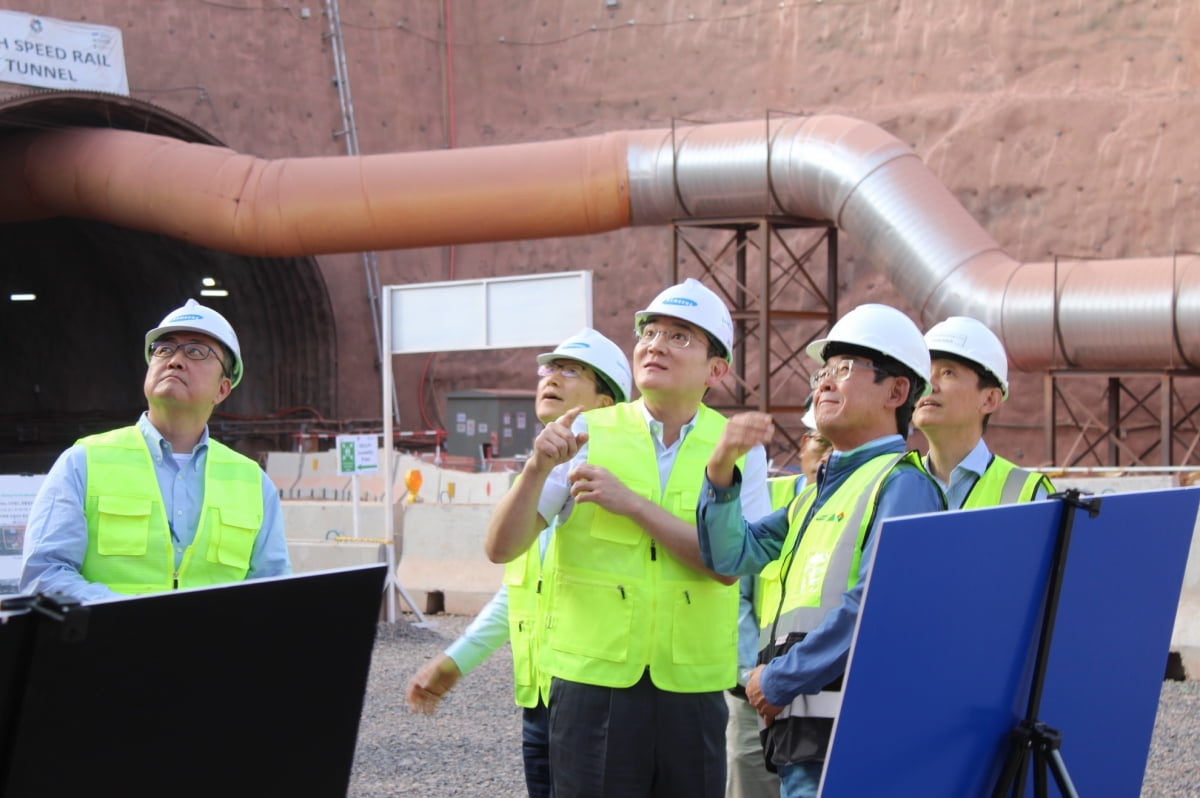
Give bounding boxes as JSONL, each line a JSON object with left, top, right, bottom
{"left": 3, "top": 1, "right": 1198, "bottom": 467}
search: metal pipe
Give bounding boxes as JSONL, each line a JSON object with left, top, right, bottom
{"left": 0, "top": 114, "right": 1193, "bottom": 373}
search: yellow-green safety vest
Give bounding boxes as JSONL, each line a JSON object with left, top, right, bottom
{"left": 961, "top": 455, "right": 1053, "bottom": 509}
{"left": 767, "top": 474, "right": 801, "bottom": 512}
{"left": 756, "top": 451, "right": 919, "bottom": 721}
{"left": 503, "top": 528, "right": 556, "bottom": 708}
{"left": 80, "top": 425, "right": 265, "bottom": 595}
{"left": 543, "top": 400, "right": 740, "bottom": 693}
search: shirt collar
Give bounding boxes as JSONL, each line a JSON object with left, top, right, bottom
{"left": 640, "top": 400, "right": 699, "bottom": 448}
{"left": 923, "top": 438, "right": 992, "bottom": 481}
{"left": 138, "top": 411, "right": 210, "bottom": 460}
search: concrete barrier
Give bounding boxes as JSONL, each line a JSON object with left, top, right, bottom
{"left": 394, "top": 502, "right": 504, "bottom": 616}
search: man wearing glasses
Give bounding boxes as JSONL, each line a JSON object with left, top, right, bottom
{"left": 486, "top": 278, "right": 771, "bottom": 798}
{"left": 697, "top": 303, "right": 945, "bottom": 798}
{"left": 406, "top": 327, "right": 632, "bottom": 798}
{"left": 20, "top": 299, "right": 290, "bottom": 602}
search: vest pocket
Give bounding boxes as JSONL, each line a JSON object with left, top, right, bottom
{"left": 209, "top": 508, "right": 260, "bottom": 569}
{"left": 95, "top": 496, "right": 152, "bottom": 556}
{"left": 549, "top": 572, "right": 635, "bottom": 662}
{"left": 510, "top": 612, "right": 536, "bottom": 688}
{"left": 672, "top": 583, "right": 735, "bottom": 665}
{"left": 589, "top": 482, "right": 654, "bottom": 546}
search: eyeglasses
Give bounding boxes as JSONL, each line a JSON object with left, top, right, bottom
{"left": 635, "top": 326, "right": 695, "bottom": 349}
{"left": 149, "top": 340, "right": 229, "bottom": 375}
{"left": 537, "top": 363, "right": 585, "bottom": 379}
{"left": 809, "top": 359, "right": 890, "bottom": 390}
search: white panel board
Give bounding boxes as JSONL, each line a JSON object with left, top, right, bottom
{"left": 386, "top": 271, "right": 592, "bottom": 354}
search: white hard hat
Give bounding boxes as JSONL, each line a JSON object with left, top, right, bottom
{"left": 924, "top": 316, "right": 1009, "bottom": 399}
{"left": 806, "top": 304, "right": 931, "bottom": 396}
{"left": 801, "top": 393, "right": 817, "bottom": 429}
{"left": 537, "top": 328, "right": 632, "bottom": 403}
{"left": 145, "top": 298, "right": 243, "bottom": 387}
{"left": 634, "top": 278, "right": 734, "bottom": 362}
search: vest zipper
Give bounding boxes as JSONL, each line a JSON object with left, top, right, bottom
{"left": 650, "top": 540, "right": 657, "bottom": 561}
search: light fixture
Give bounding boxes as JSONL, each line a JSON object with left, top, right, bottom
{"left": 9, "top": 293, "right": 36, "bottom": 301}
{"left": 200, "top": 288, "right": 229, "bottom": 298}
{"left": 201, "top": 277, "right": 216, "bottom": 287}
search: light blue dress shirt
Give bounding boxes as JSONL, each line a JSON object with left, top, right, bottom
{"left": 698, "top": 435, "right": 945, "bottom": 707}
{"left": 19, "top": 413, "right": 291, "bottom": 603}
{"left": 924, "top": 438, "right": 1050, "bottom": 509}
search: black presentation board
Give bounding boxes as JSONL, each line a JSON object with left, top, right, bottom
{"left": 0, "top": 564, "right": 386, "bottom": 798}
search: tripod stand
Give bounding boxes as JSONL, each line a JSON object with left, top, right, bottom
{"left": 991, "top": 488, "right": 1100, "bottom": 798}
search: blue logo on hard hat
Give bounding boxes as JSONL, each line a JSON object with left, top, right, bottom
{"left": 561, "top": 342, "right": 590, "bottom": 350}
{"left": 663, "top": 298, "right": 698, "bottom": 307}
{"left": 170, "top": 313, "right": 204, "bottom": 322}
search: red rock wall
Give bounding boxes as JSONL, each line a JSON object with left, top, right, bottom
{"left": 7, "top": 0, "right": 1198, "bottom": 466}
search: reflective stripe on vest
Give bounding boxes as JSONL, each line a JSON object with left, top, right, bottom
{"left": 544, "top": 400, "right": 739, "bottom": 692}
{"left": 503, "top": 528, "right": 555, "bottom": 708}
{"left": 962, "top": 455, "right": 1053, "bottom": 508}
{"left": 80, "top": 426, "right": 264, "bottom": 595}
{"left": 759, "top": 451, "right": 911, "bottom": 721}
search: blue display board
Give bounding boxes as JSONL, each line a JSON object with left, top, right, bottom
{"left": 821, "top": 488, "right": 1199, "bottom": 797}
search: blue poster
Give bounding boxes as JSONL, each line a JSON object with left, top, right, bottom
{"left": 821, "top": 488, "right": 1199, "bottom": 797}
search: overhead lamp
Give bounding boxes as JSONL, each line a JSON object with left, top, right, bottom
{"left": 9, "top": 293, "right": 36, "bottom": 301}
{"left": 200, "top": 288, "right": 229, "bottom": 298}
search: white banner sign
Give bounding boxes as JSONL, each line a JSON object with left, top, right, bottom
{"left": 0, "top": 10, "right": 129, "bottom": 95}
{"left": 336, "top": 435, "right": 380, "bottom": 476}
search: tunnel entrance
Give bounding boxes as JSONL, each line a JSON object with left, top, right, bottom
{"left": 0, "top": 90, "right": 336, "bottom": 473}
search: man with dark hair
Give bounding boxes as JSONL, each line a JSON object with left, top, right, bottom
{"left": 406, "top": 327, "right": 632, "bottom": 798}
{"left": 915, "top": 316, "right": 1052, "bottom": 507}
{"left": 20, "top": 299, "right": 290, "bottom": 601}
{"left": 487, "top": 279, "right": 771, "bottom": 798}
{"left": 697, "top": 303, "right": 945, "bottom": 798}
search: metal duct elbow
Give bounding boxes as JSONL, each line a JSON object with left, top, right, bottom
{"left": 627, "top": 114, "right": 1199, "bottom": 372}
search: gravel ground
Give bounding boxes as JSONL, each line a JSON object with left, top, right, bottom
{"left": 348, "top": 614, "right": 1199, "bottom": 797}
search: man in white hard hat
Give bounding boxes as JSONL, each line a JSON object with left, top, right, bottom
{"left": 20, "top": 299, "right": 291, "bottom": 602}
{"left": 914, "top": 316, "right": 1052, "bottom": 507}
{"left": 728, "top": 399, "right": 827, "bottom": 798}
{"left": 697, "top": 303, "right": 945, "bottom": 798}
{"left": 406, "top": 328, "right": 632, "bottom": 798}
{"left": 486, "top": 278, "right": 771, "bottom": 798}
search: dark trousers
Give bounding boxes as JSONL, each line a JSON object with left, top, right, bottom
{"left": 522, "top": 701, "right": 552, "bottom": 798}
{"left": 548, "top": 671, "right": 727, "bottom": 798}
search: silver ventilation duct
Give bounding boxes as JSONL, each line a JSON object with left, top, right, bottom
{"left": 624, "top": 115, "right": 1198, "bottom": 372}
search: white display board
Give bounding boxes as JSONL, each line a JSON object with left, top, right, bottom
{"left": 386, "top": 271, "right": 593, "bottom": 354}
{"left": 0, "top": 474, "right": 46, "bottom": 593}
{"left": 376, "top": 270, "right": 592, "bottom": 623}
